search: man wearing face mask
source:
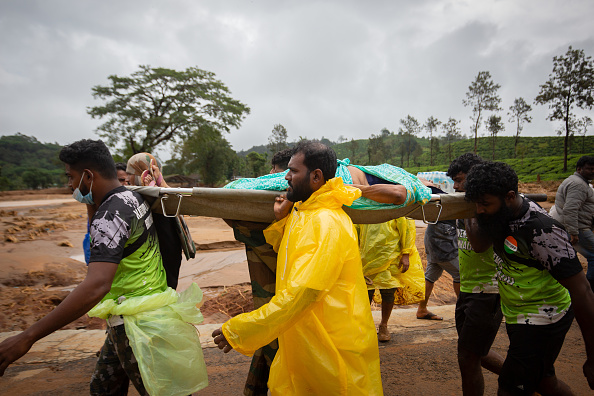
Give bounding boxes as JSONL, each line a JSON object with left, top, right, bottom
{"left": 0, "top": 139, "right": 208, "bottom": 395}
{"left": 83, "top": 161, "right": 128, "bottom": 265}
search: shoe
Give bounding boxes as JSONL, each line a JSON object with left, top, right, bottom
{"left": 378, "top": 324, "right": 391, "bottom": 342}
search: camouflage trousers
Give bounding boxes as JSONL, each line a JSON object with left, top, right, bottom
{"left": 89, "top": 323, "right": 148, "bottom": 396}
{"left": 229, "top": 221, "right": 279, "bottom": 396}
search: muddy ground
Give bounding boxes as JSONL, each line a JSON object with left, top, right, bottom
{"left": 1, "top": 182, "right": 593, "bottom": 395}
{"left": 0, "top": 188, "right": 464, "bottom": 333}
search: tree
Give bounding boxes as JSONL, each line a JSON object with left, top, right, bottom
{"left": 397, "top": 139, "right": 407, "bottom": 167}
{"left": 267, "top": 124, "right": 289, "bottom": 155}
{"left": 441, "top": 118, "right": 462, "bottom": 163}
{"left": 535, "top": 46, "right": 594, "bottom": 171}
{"left": 246, "top": 151, "right": 268, "bottom": 177}
{"left": 577, "top": 116, "right": 593, "bottom": 153}
{"left": 348, "top": 138, "right": 359, "bottom": 161}
{"left": 555, "top": 114, "right": 580, "bottom": 155}
{"left": 463, "top": 71, "right": 502, "bottom": 154}
{"left": 517, "top": 143, "right": 528, "bottom": 165}
{"left": 485, "top": 115, "right": 505, "bottom": 160}
{"left": 0, "top": 134, "right": 65, "bottom": 190}
{"left": 367, "top": 133, "right": 386, "bottom": 165}
{"left": 399, "top": 115, "right": 421, "bottom": 166}
{"left": 178, "top": 129, "right": 237, "bottom": 186}
{"left": 424, "top": 116, "right": 441, "bottom": 166}
{"left": 412, "top": 144, "right": 424, "bottom": 167}
{"left": 508, "top": 97, "right": 532, "bottom": 157}
{"left": 21, "top": 168, "right": 54, "bottom": 189}
{"left": 367, "top": 129, "right": 394, "bottom": 165}
{"left": 88, "top": 65, "right": 251, "bottom": 154}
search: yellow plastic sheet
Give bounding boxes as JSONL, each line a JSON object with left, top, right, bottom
{"left": 222, "top": 178, "right": 383, "bottom": 396}
{"left": 88, "top": 283, "right": 208, "bottom": 396}
{"left": 357, "top": 218, "right": 425, "bottom": 305}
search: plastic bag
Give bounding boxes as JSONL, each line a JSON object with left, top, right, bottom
{"left": 88, "top": 283, "right": 208, "bottom": 396}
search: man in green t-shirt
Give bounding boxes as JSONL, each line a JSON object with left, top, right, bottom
{"left": 465, "top": 161, "right": 594, "bottom": 395}
{"left": 0, "top": 140, "right": 207, "bottom": 395}
{"left": 446, "top": 153, "right": 505, "bottom": 396}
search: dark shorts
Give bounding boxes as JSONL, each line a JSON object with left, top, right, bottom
{"left": 368, "top": 288, "right": 397, "bottom": 304}
{"left": 455, "top": 292, "right": 503, "bottom": 356}
{"left": 498, "top": 307, "right": 575, "bottom": 396}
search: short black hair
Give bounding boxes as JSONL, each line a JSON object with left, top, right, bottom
{"left": 59, "top": 139, "right": 116, "bottom": 179}
{"left": 576, "top": 155, "right": 594, "bottom": 170}
{"left": 446, "top": 153, "right": 483, "bottom": 178}
{"left": 271, "top": 148, "right": 294, "bottom": 171}
{"left": 464, "top": 161, "right": 518, "bottom": 202}
{"left": 115, "top": 162, "right": 127, "bottom": 172}
{"left": 293, "top": 140, "right": 337, "bottom": 181}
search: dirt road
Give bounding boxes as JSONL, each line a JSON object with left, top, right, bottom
{"left": 1, "top": 186, "right": 592, "bottom": 395}
{"left": 1, "top": 310, "right": 591, "bottom": 395}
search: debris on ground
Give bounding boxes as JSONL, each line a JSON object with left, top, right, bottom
{"left": 200, "top": 284, "right": 253, "bottom": 322}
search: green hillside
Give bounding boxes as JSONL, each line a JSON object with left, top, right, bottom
{"left": 1, "top": 133, "right": 592, "bottom": 191}
{"left": 333, "top": 135, "right": 594, "bottom": 182}
{"left": 0, "top": 134, "right": 65, "bottom": 190}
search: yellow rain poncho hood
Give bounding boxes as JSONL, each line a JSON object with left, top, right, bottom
{"left": 222, "top": 177, "right": 383, "bottom": 396}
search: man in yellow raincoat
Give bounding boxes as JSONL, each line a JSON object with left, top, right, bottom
{"left": 357, "top": 217, "right": 425, "bottom": 342}
{"left": 213, "top": 141, "right": 383, "bottom": 395}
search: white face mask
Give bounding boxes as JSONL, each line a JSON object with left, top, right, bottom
{"left": 72, "top": 171, "right": 94, "bottom": 205}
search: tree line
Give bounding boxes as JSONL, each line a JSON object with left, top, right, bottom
{"left": 1, "top": 132, "right": 592, "bottom": 191}
{"left": 0, "top": 134, "right": 65, "bottom": 190}
{"left": 355, "top": 46, "right": 592, "bottom": 172}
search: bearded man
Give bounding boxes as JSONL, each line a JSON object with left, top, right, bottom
{"left": 212, "top": 141, "right": 383, "bottom": 395}
{"left": 464, "top": 161, "right": 594, "bottom": 396}
{"left": 447, "top": 153, "right": 504, "bottom": 396}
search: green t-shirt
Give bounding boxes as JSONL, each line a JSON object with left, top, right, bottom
{"left": 492, "top": 200, "right": 582, "bottom": 325}
{"left": 457, "top": 219, "right": 498, "bottom": 294}
{"left": 89, "top": 186, "right": 167, "bottom": 302}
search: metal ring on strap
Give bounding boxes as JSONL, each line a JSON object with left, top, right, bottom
{"left": 421, "top": 202, "right": 443, "bottom": 225}
{"left": 161, "top": 193, "right": 184, "bottom": 218}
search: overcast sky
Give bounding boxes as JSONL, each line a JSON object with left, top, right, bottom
{"left": 1, "top": 0, "right": 593, "bottom": 160}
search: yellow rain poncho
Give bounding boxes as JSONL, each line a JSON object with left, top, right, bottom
{"left": 222, "top": 177, "right": 383, "bottom": 396}
{"left": 357, "top": 218, "right": 425, "bottom": 305}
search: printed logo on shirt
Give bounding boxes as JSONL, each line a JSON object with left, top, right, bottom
{"left": 504, "top": 236, "right": 518, "bottom": 254}
{"left": 133, "top": 201, "right": 149, "bottom": 220}
{"left": 493, "top": 253, "right": 515, "bottom": 285}
{"left": 145, "top": 213, "right": 153, "bottom": 230}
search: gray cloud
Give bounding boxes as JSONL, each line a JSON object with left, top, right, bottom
{"left": 1, "top": 0, "right": 593, "bottom": 160}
